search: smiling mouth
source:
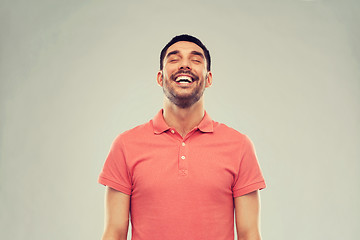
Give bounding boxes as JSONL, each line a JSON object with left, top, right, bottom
{"left": 175, "top": 75, "right": 193, "bottom": 83}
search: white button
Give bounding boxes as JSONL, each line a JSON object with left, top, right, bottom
{"left": 181, "top": 156, "right": 185, "bottom": 160}
{"left": 171, "top": 130, "right": 175, "bottom": 134}
{"left": 182, "top": 142, "right": 186, "bottom": 146}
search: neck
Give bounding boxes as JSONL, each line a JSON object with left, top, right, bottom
{"left": 162, "top": 97, "right": 205, "bottom": 137}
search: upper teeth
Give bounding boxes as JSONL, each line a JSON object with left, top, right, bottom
{"left": 176, "top": 76, "right": 192, "bottom": 82}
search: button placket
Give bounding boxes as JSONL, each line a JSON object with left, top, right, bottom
{"left": 178, "top": 139, "right": 188, "bottom": 176}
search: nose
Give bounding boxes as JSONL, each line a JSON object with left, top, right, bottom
{"left": 179, "top": 59, "right": 191, "bottom": 70}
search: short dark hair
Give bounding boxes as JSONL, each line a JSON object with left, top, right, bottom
{"left": 160, "top": 34, "right": 211, "bottom": 71}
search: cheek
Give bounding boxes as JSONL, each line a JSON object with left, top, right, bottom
{"left": 199, "top": 70, "right": 208, "bottom": 80}
{"left": 164, "top": 64, "right": 177, "bottom": 74}
{"left": 194, "top": 66, "right": 207, "bottom": 76}
{"left": 163, "top": 70, "right": 174, "bottom": 80}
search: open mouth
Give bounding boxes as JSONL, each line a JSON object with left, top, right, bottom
{"left": 175, "top": 75, "right": 193, "bottom": 84}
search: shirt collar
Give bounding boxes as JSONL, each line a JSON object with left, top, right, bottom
{"left": 152, "top": 109, "right": 171, "bottom": 134}
{"left": 152, "top": 109, "right": 214, "bottom": 134}
{"left": 197, "top": 110, "right": 214, "bottom": 133}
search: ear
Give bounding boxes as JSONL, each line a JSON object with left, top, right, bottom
{"left": 205, "top": 71, "right": 213, "bottom": 88}
{"left": 156, "top": 71, "right": 163, "bottom": 87}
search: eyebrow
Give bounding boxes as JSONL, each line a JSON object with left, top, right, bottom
{"left": 166, "top": 50, "right": 180, "bottom": 59}
{"left": 190, "top": 51, "right": 205, "bottom": 59}
{"left": 165, "top": 50, "right": 205, "bottom": 59}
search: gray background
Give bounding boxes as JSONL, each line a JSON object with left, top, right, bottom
{"left": 1, "top": 0, "right": 359, "bottom": 239}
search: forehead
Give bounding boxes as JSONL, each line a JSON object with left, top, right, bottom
{"left": 166, "top": 41, "right": 205, "bottom": 56}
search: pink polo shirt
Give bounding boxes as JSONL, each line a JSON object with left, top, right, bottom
{"left": 99, "top": 109, "right": 266, "bottom": 240}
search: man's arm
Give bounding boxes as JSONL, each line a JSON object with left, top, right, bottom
{"left": 234, "top": 190, "right": 262, "bottom": 240}
{"left": 101, "top": 186, "right": 130, "bottom": 240}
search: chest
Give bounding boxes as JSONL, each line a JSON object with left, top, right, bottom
{"left": 124, "top": 136, "right": 242, "bottom": 199}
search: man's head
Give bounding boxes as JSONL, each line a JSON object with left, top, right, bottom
{"left": 157, "top": 34, "right": 212, "bottom": 109}
{"left": 160, "top": 34, "right": 211, "bottom": 71}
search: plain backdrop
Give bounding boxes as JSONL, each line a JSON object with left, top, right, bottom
{"left": 1, "top": 0, "right": 359, "bottom": 239}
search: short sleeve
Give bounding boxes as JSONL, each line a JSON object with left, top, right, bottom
{"left": 98, "top": 135, "right": 132, "bottom": 195}
{"left": 232, "top": 136, "right": 266, "bottom": 197}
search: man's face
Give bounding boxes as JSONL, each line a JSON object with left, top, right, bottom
{"left": 157, "top": 41, "right": 212, "bottom": 109}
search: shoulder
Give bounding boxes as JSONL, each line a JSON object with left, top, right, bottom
{"left": 212, "top": 120, "right": 253, "bottom": 146}
{"left": 111, "top": 120, "right": 153, "bottom": 145}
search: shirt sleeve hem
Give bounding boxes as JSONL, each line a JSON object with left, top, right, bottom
{"left": 98, "top": 176, "right": 132, "bottom": 195}
{"left": 233, "top": 181, "right": 266, "bottom": 198}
